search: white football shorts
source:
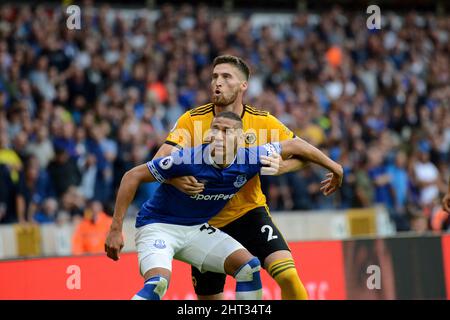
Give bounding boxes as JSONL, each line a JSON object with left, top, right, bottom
{"left": 135, "top": 222, "right": 244, "bottom": 276}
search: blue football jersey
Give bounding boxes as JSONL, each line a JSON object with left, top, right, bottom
{"left": 135, "top": 142, "right": 281, "bottom": 227}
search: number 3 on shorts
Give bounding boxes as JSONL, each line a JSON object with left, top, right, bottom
{"left": 261, "top": 225, "right": 278, "bottom": 242}
{"left": 200, "top": 224, "right": 216, "bottom": 234}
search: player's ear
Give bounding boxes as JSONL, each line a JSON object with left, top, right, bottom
{"left": 236, "top": 128, "right": 245, "bottom": 146}
{"left": 204, "top": 128, "right": 213, "bottom": 143}
{"left": 240, "top": 80, "right": 248, "bottom": 91}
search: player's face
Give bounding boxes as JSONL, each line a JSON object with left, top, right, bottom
{"left": 211, "top": 64, "right": 247, "bottom": 107}
{"left": 210, "top": 117, "right": 243, "bottom": 164}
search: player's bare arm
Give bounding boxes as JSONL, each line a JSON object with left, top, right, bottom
{"left": 105, "top": 164, "right": 155, "bottom": 261}
{"left": 275, "top": 137, "right": 309, "bottom": 175}
{"left": 261, "top": 138, "right": 344, "bottom": 196}
{"left": 278, "top": 156, "right": 306, "bottom": 174}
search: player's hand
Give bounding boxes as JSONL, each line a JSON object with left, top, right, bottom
{"left": 166, "top": 176, "right": 205, "bottom": 195}
{"left": 320, "top": 166, "right": 344, "bottom": 196}
{"left": 105, "top": 229, "right": 124, "bottom": 261}
{"left": 260, "top": 153, "right": 281, "bottom": 175}
{"left": 443, "top": 193, "right": 450, "bottom": 213}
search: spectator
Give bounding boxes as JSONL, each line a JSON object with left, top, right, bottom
{"left": 71, "top": 200, "right": 113, "bottom": 255}
{"left": 47, "top": 147, "right": 81, "bottom": 197}
{"left": 262, "top": 174, "right": 294, "bottom": 211}
{"left": 0, "top": 164, "right": 16, "bottom": 223}
{"left": 387, "top": 151, "right": 410, "bottom": 230}
{"left": 60, "top": 186, "right": 85, "bottom": 219}
{"left": 442, "top": 178, "right": 450, "bottom": 214}
{"left": 16, "top": 155, "right": 52, "bottom": 223}
{"left": 86, "top": 124, "right": 114, "bottom": 202}
{"left": 353, "top": 155, "right": 375, "bottom": 208}
{"left": 410, "top": 213, "right": 429, "bottom": 234}
{"left": 78, "top": 153, "right": 97, "bottom": 200}
{"left": 284, "top": 172, "right": 312, "bottom": 210}
{"left": 33, "top": 198, "right": 58, "bottom": 224}
{"left": 430, "top": 203, "right": 450, "bottom": 232}
{"left": 52, "top": 118, "right": 77, "bottom": 158}
{"left": 0, "top": 129, "right": 22, "bottom": 183}
{"left": 367, "top": 148, "right": 394, "bottom": 211}
{"left": 0, "top": 4, "right": 448, "bottom": 235}
{"left": 25, "top": 126, "right": 55, "bottom": 169}
{"left": 11, "top": 131, "right": 29, "bottom": 163}
{"left": 165, "top": 89, "right": 184, "bottom": 129}
{"left": 413, "top": 143, "right": 440, "bottom": 207}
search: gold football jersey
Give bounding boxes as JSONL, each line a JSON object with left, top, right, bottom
{"left": 166, "top": 103, "right": 294, "bottom": 228}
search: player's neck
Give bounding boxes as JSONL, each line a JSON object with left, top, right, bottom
{"left": 219, "top": 155, "right": 236, "bottom": 168}
{"left": 208, "top": 151, "right": 237, "bottom": 169}
{"left": 213, "top": 101, "right": 244, "bottom": 118}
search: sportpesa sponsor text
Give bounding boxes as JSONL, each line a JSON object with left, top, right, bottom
{"left": 190, "top": 193, "right": 235, "bottom": 200}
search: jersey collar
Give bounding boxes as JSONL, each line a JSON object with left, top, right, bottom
{"left": 205, "top": 144, "right": 237, "bottom": 169}
{"left": 212, "top": 104, "right": 246, "bottom": 118}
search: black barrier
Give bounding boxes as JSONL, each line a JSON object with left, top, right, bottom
{"left": 343, "top": 235, "right": 447, "bottom": 300}
{"left": 386, "top": 236, "right": 446, "bottom": 299}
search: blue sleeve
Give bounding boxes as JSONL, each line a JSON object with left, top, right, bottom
{"left": 146, "top": 149, "right": 194, "bottom": 183}
{"left": 245, "top": 142, "right": 283, "bottom": 169}
{"left": 257, "top": 142, "right": 282, "bottom": 162}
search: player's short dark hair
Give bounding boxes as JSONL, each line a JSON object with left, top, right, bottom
{"left": 214, "top": 111, "right": 243, "bottom": 128}
{"left": 213, "top": 55, "right": 250, "bottom": 80}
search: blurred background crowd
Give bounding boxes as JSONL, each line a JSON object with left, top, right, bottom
{"left": 0, "top": 2, "right": 449, "bottom": 236}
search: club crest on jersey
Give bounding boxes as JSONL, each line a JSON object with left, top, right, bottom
{"left": 159, "top": 156, "right": 173, "bottom": 170}
{"left": 154, "top": 239, "right": 166, "bottom": 249}
{"left": 245, "top": 132, "right": 257, "bottom": 144}
{"left": 233, "top": 174, "right": 247, "bottom": 188}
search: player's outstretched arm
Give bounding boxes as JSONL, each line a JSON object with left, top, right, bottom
{"left": 105, "top": 164, "right": 155, "bottom": 261}
{"left": 278, "top": 156, "right": 307, "bottom": 174}
{"left": 278, "top": 138, "right": 343, "bottom": 195}
{"left": 272, "top": 137, "right": 308, "bottom": 175}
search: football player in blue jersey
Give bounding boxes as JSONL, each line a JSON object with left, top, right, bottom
{"left": 105, "top": 111, "right": 343, "bottom": 300}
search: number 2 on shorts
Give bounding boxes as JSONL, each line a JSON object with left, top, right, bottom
{"left": 261, "top": 225, "right": 278, "bottom": 242}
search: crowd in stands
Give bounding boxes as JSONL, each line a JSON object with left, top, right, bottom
{"left": 0, "top": 3, "right": 449, "bottom": 236}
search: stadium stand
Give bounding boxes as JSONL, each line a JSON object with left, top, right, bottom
{"left": 0, "top": 3, "right": 449, "bottom": 259}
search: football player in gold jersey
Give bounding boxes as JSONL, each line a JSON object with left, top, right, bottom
{"left": 153, "top": 55, "right": 343, "bottom": 300}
